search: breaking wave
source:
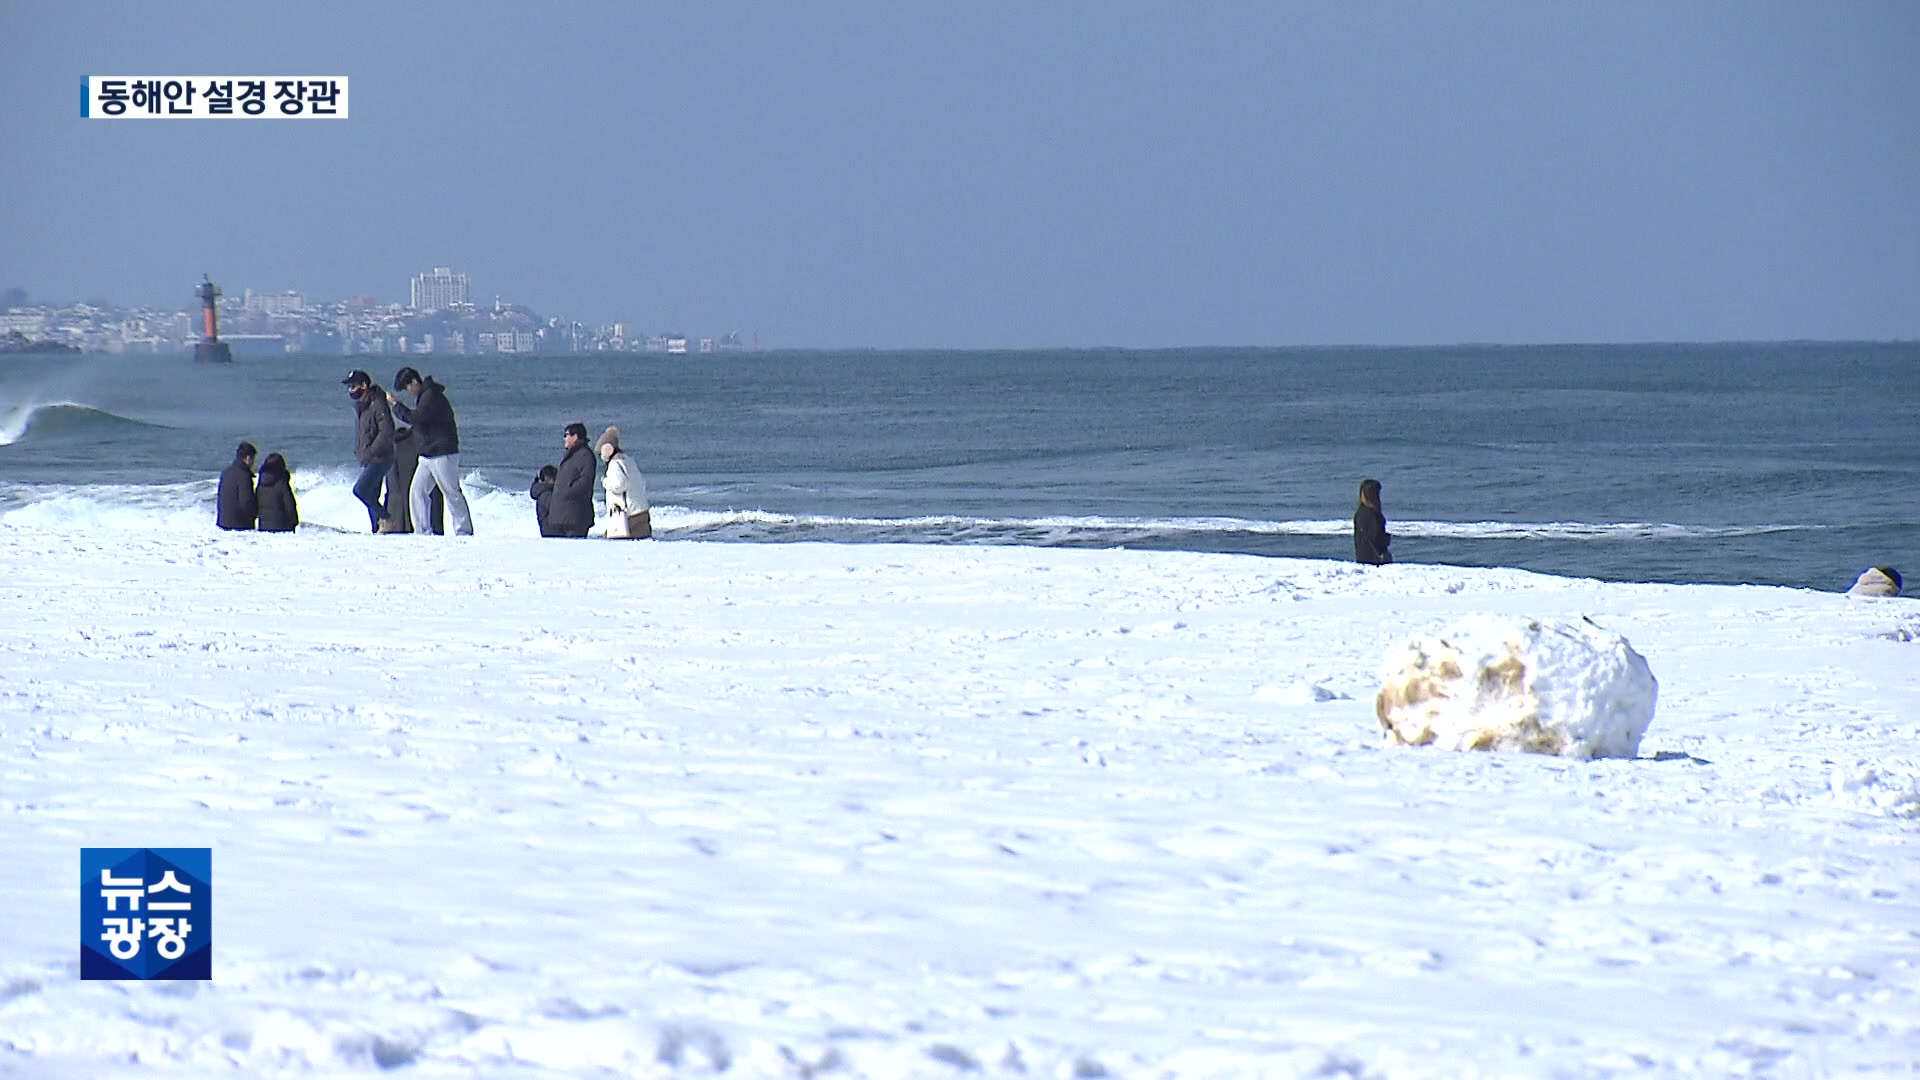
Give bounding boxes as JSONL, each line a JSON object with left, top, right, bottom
{"left": 0, "top": 401, "right": 173, "bottom": 446}
{"left": 663, "top": 511, "right": 1827, "bottom": 546}
{"left": 0, "top": 472, "right": 1832, "bottom": 549}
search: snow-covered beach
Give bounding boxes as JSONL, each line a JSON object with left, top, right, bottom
{"left": 2, "top": 525, "right": 1917, "bottom": 1077}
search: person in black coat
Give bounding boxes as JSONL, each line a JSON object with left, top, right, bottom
{"left": 388, "top": 366, "right": 472, "bottom": 535}
{"left": 529, "top": 464, "right": 559, "bottom": 537}
{"left": 1354, "top": 477, "right": 1392, "bottom": 565}
{"left": 216, "top": 441, "right": 258, "bottom": 531}
{"left": 256, "top": 453, "right": 299, "bottom": 533}
{"left": 546, "top": 422, "right": 597, "bottom": 538}
{"left": 387, "top": 425, "right": 445, "bottom": 534}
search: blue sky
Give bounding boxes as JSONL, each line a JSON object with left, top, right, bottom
{"left": 3, "top": 3, "right": 1916, "bottom": 347}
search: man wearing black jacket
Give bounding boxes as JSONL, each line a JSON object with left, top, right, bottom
{"left": 547, "top": 422, "right": 597, "bottom": 538}
{"left": 216, "top": 441, "right": 258, "bottom": 531}
{"left": 343, "top": 369, "right": 399, "bottom": 533}
{"left": 388, "top": 366, "right": 473, "bottom": 535}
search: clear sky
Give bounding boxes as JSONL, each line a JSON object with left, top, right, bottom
{"left": 3, "top": 2, "right": 1916, "bottom": 347}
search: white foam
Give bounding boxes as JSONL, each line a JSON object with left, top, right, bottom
{"left": 0, "top": 400, "right": 96, "bottom": 445}
{"left": 0, "top": 475, "right": 1831, "bottom": 543}
{"left": 0, "top": 469, "right": 552, "bottom": 537}
{"left": 644, "top": 507, "right": 1813, "bottom": 541}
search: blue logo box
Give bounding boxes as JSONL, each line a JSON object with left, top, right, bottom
{"left": 80, "top": 848, "right": 211, "bottom": 980}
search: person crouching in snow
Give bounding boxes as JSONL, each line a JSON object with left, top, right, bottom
{"left": 1848, "top": 566, "right": 1903, "bottom": 598}
{"left": 255, "top": 453, "right": 299, "bottom": 533}
{"left": 530, "top": 464, "right": 559, "bottom": 537}
{"left": 596, "top": 426, "right": 650, "bottom": 539}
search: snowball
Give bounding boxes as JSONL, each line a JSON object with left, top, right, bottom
{"left": 1375, "top": 615, "right": 1657, "bottom": 759}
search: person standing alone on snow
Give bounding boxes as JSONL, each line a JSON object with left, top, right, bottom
{"left": 1354, "top": 477, "right": 1391, "bottom": 565}
{"left": 216, "top": 441, "right": 258, "bottom": 531}
{"left": 388, "top": 366, "right": 473, "bottom": 536}
{"left": 343, "top": 369, "right": 399, "bottom": 533}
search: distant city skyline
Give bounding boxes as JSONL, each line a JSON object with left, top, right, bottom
{"left": 0, "top": 265, "right": 754, "bottom": 356}
{"left": 4, "top": 4, "right": 1918, "bottom": 347}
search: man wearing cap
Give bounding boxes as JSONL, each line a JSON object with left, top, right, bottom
{"left": 387, "top": 366, "right": 473, "bottom": 536}
{"left": 343, "top": 370, "right": 400, "bottom": 533}
{"left": 548, "top": 421, "right": 597, "bottom": 538}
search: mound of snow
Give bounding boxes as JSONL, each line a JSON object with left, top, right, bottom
{"left": 1375, "top": 615, "right": 1657, "bottom": 759}
{"left": 1826, "top": 766, "right": 1920, "bottom": 818}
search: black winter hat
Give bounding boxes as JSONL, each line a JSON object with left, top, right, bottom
{"left": 342, "top": 369, "right": 372, "bottom": 387}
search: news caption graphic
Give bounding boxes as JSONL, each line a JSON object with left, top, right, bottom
{"left": 82, "top": 77, "right": 348, "bottom": 119}
{"left": 80, "top": 848, "right": 212, "bottom": 980}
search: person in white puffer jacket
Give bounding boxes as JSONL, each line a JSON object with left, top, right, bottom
{"left": 595, "top": 426, "right": 651, "bottom": 539}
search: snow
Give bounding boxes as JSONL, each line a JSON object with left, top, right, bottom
{"left": 2, "top": 525, "right": 1918, "bottom": 1078}
{"left": 1375, "top": 615, "right": 1658, "bottom": 759}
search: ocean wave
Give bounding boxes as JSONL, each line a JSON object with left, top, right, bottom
{"left": 0, "top": 474, "right": 1835, "bottom": 546}
{"left": 648, "top": 509, "right": 1835, "bottom": 547}
{"left": 0, "top": 401, "right": 174, "bottom": 446}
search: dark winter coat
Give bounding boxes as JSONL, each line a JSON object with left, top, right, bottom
{"left": 216, "top": 457, "right": 257, "bottom": 531}
{"left": 353, "top": 386, "right": 396, "bottom": 465}
{"left": 530, "top": 476, "right": 557, "bottom": 537}
{"left": 1354, "top": 504, "right": 1392, "bottom": 565}
{"left": 392, "top": 378, "right": 458, "bottom": 457}
{"left": 387, "top": 427, "right": 445, "bottom": 534}
{"left": 548, "top": 443, "right": 597, "bottom": 534}
{"left": 256, "top": 466, "right": 299, "bottom": 532}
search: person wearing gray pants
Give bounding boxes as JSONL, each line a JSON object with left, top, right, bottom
{"left": 410, "top": 453, "right": 472, "bottom": 535}
{"left": 389, "top": 366, "right": 473, "bottom": 535}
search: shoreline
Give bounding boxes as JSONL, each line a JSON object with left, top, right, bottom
{"left": 0, "top": 490, "right": 1890, "bottom": 595}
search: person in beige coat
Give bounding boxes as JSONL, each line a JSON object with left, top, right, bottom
{"left": 1847, "top": 566, "right": 1902, "bottom": 598}
{"left": 596, "top": 426, "right": 651, "bottom": 539}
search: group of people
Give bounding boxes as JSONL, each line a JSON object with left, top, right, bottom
{"left": 528, "top": 422, "right": 651, "bottom": 539}
{"left": 215, "top": 442, "right": 299, "bottom": 532}
{"left": 345, "top": 366, "right": 472, "bottom": 536}
{"left": 215, "top": 367, "right": 650, "bottom": 540}
{"left": 215, "top": 366, "right": 467, "bottom": 535}
{"left": 213, "top": 413, "right": 1900, "bottom": 592}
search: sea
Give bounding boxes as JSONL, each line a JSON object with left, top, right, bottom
{"left": 1, "top": 342, "right": 1914, "bottom": 591}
